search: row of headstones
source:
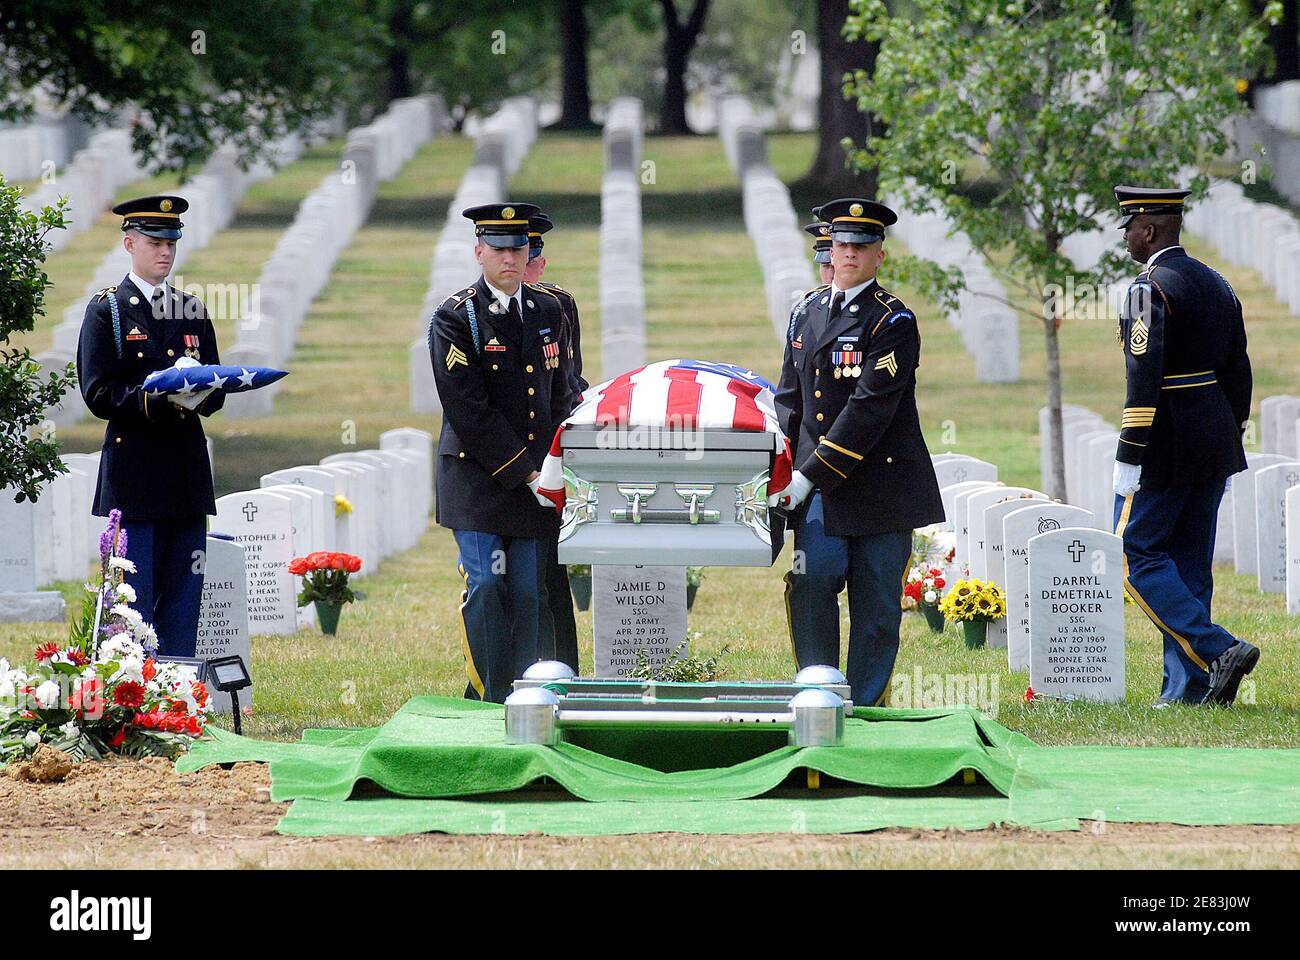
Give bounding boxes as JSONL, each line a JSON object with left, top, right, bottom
{"left": 931, "top": 452, "right": 1126, "bottom": 702}
{"left": 36, "top": 133, "right": 320, "bottom": 428}
{"left": 1045, "top": 403, "right": 1300, "bottom": 613}
{"left": 600, "top": 97, "right": 647, "bottom": 380}
{"left": 1182, "top": 177, "right": 1300, "bottom": 316}
{"left": 0, "top": 439, "right": 215, "bottom": 624}
{"left": 223, "top": 95, "right": 450, "bottom": 419}
{"left": 1254, "top": 82, "right": 1300, "bottom": 136}
{"left": 409, "top": 97, "right": 540, "bottom": 414}
{"left": 208, "top": 427, "right": 434, "bottom": 636}
{"left": 880, "top": 182, "right": 1019, "bottom": 383}
{"left": 716, "top": 95, "right": 817, "bottom": 343}
{"left": 21, "top": 129, "right": 148, "bottom": 254}
{"left": 0, "top": 111, "right": 89, "bottom": 181}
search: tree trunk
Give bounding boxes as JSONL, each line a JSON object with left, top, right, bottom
{"left": 800, "top": 0, "right": 879, "bottom": 196}
{"left": 1044, "top": 309, "right": 1067, "bottom": 503}
{"left": 552, "top": 0, "right": 597, "bottom": 130}
{"left": 658, "top": 0, "right": 710, "bottom": 135}
{"left": 386, "top": 2, "right": 413, "bottom": 103}
{"left": 1266, "top": 0, "right": 1300, "bottom": 82}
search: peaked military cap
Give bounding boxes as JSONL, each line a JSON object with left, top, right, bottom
{"left": 1114, "top": 185, "right": 1191, "bottom": 228}
{"left": 463, "top": 202, "right": 539, "bottom": 248}
{"left": 803, "top": 219, "right": 833, "bottom": 263}
{"left": 112, "top": 195, "right": 188, "bottom": 240}
{"left": 528, "top": 211, "right": 554, "bottom": 260}
{"left": 818, "top": 197, "right": 897, "bottom": 245}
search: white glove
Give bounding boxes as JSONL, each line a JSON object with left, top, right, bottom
{"left": 526, "top": 475, "right": 552, "bottom": 508}
{"left": 768, "top": 470, "right": 813, "bottom": 511}
{"left": 169, "top": 385, "right": 215, "bottom": 410}
{"left": 1113, "top": 461, "right": 1142, "bottom": 497}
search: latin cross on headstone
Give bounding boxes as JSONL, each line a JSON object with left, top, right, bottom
{"left": 1067, "top": 539, "right": 1085, "bottom": 562}
{"left": 243, "top": 501, "right": 258, "bottom": 523}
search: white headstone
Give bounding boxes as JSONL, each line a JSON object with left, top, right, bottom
{"left": 196, "top": 535, "right": 252, "bottom": 712}
{"left": 939, "top": 480, "right": 998, "bottom": 533}
{"left": 321, "top": 455, "right": 387, "bottom": 560}
{"left": 317, "top": 459, "right": 379, "bottom": 569}
{"left": 1287, "top": 485, "right": 1300, "bottom": 616}
{"left": 1261, "top": 395, "right": 1300, "bottom": 454}
{"left": 592, "top": 565, "right": 688, "bottom": 678}
{"left": 1028, "top": 527, "right": 1126, "bottom": 702}
{"left": 1233, "top": 454, "right": 1290, "bottom": 575}
{"left": 1003, "top": 504, "right": 1095, "bottom": 671}
{"left": 0, "top": 491, "right": 38, "bottom": 592}
{"left": 965, "top": 487, "right": 1045, "bottom": 579}
{"left": 1255, "top": 461, "right": 1300, "bottom": 593}
{"left": 1039, "top": 405, "right": 1098, "bottom": 495}
{"left": 953, "top": 484, "right": 1004, "bottom": 567}
{"left": 932, "top": 456, "right": 998, "bottom": 491}
{"left": 312, "top": 462, "right": 373, "bottom": 573}
{"left": 213, "top": 490, "right": 297, "bottom": 635}
{"left": 262, "top": 468, "right": 339, "bottom": 550}
{"left": 980, "top": 495, "right": 1050, "bottom": 649}
{"left": 1214, "top": 485, "right": 1235, "bottom": 565}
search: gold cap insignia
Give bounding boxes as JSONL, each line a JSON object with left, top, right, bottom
{"left": 849, "top": 203, "right": 864, "bottom": 217}
{"left": 819, "top": 226, "right": 829, "bottom": 235}
{"left": 160, "top": 199, "right": 173, "bottom": 212}
{"left": 501, "top": 206, "right": 515, "bottom": 220}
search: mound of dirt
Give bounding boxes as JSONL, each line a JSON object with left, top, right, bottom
{"left": 4, "top": 745, "right": 75, "bottom": 783}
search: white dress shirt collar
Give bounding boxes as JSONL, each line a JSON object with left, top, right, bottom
{"left": 484, "top": 279, "right": 522, "bottom": 314}
{"left": 830, "top": 276, "right": 877, "bottom": 307}
{"left": 1145, "top": 246, "right": 1181, "bottom": 270}
{"left": 128, "top": 272, "right": 168, "bottom": 304}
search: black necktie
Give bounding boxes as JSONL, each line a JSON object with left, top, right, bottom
{"left": 829, "top": 291, "right": 845, "bottom": 322}
{"left": 508, "top": 297, "right": 521, "bottom": 324}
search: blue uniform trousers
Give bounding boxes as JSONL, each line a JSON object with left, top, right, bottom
{"left": 784, "top": 493, "right": 913, "bottom": 706}
{"left": 121, "top": 518, "right": 207, "bottom": 657}
{"left": 1114, "top": 480, "right": 1237, "bottom": 703}
{"left": 453, "top": 530, "right": 551, "bottom": 704}
{"left": 543, "top": 538, "right": 579, "bottom": 671}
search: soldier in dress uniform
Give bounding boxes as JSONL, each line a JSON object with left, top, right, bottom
{"left": 76, "top": 195, "right": 224, "bottom": 657}
{"left": 806, "top": 208, "right": 835, "bottom": 286}
{"left": 521, "top": 210, "right": 584, "bottom": 671}
{"left": 1110, "top": 185, "right": 1257, "bottom": 706}
{"left": 429, "top": 202, "right": 578, "bottom": 702}
{"left": 770, "top": 197, "right": 944, "bottom": 707}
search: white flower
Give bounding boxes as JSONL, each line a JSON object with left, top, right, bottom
{"left": 98, "top": 635, "right": 144, "bottom": 663}
{"left": 907, "top": 570, "right": 922, "bottom": 583}
{"left": 60, "top": 721, "right": 80, "bottom": 738}
{"left": 115, "top": 582, "right": 137, "bottom": 604}
{"left": 134, "top": 622, "right": 159, "bottom": 651}
{"left": 33, "top": 679, "right": 62, "bottom": 709}
{"left": 108, "top": 556, "right": 137, "bottom": 574}
{"left": 23, "top": 731, "right": 40, "bottom": 748}
{"left": 110, "top": 604, "right": 144, "bottom": 630}
{"left": 111, "top": 656, "right": 145, "bottom": 684}
{"left": 924, "top": 589, "right": 938, "bottom": 604}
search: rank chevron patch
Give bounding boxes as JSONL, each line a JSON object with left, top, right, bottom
{"left": 874, "top": 351, "right": 899, "bottom": 377}
{"left": 445, "top": 344, "right": 469, "bottom": 371}
{"left": 1129, "top": 316, "right": 1149, "bottom": 356}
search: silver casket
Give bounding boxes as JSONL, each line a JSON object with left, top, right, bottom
{"left": 557, "top": 425, "right": 784, "bottom": 567}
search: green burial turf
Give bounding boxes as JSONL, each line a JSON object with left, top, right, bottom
{"left": 177, "top": 696, "right": 1300, "bottom": 836}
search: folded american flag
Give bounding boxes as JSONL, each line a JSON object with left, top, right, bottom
{"left": 536, "top": 359, "right": 793, "bottom": 510}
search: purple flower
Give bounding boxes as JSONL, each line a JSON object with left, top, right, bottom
{"left": 100, "top": 510, "right": 123, "bottom": 561}
{"left": 115, "top": 526, "right": 127, "bottom": 558}
{"left": 103, "top": 622, "right": 127, "bottom": 637}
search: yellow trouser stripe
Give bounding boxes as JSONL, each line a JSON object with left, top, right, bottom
{"left": 456, "top": 562, "right": 485, "bottom": 699}
{"left": 1113, "top": 493, "right": 1210, "bottom": 673}
{"left": 783, "top": 570, "right": 799, "bottom": 668}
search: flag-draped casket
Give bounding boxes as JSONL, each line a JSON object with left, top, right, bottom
{"left": 537, "top": 359, "right": 792, "bottom": 566}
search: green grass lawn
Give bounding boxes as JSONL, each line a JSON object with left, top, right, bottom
{"left": 4, "top": 130, "right": 1298, "bottom": 760}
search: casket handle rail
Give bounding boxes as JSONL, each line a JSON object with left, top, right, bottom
{"left": 735, "top": 470, "right": 772, "bottom": 546}
{"left": 610, "top": 483, "right": 721, "bottom": 524}
{"left": 558, "top": 468, "right": 599, "bottom": 543}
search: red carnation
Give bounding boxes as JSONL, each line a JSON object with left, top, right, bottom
{"left": 113, "top": 680, "right": 146, "bottom": 709}
{"left": 70, "top": 679, "right": 105, "bottom": 717}
{"left": 1024, "top": 685, "right": 1036, "bottom": 703}
{"left": 34, "top": 642, "right": 59, "bottom": 662}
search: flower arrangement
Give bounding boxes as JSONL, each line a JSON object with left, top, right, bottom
{"left": 627, "top": 639, "right": 728, "bottom": 682}
{"left": 0, "top": 511, "right": 207, "bottom": 764}
{"left": 288, "top": 551, "right": 362, "bottom": 634}
{"left": 938, "top": 578, "right": 1006, "bottom": 623}
{"left": 902, "top": 563, "right": 946, "bottom": 611}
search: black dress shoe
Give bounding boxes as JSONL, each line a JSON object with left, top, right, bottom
{"left": 1202, "top": 641, "right": 1260, "bottom": 706}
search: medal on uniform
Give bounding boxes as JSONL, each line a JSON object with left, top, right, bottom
{"left": 183, "top": 334, "right": 200, "bottom": 359}
{"left": 543, "top": 339, "right": 560, "bottom": 369}
{"left": 831, "top": 350, "right": 843, "bottom": 378}
{"left": 489, "top": 300, "right": 504, "bottom": 315}
{"left": 843, "top": 351, "right": 861, "bottom": 377}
